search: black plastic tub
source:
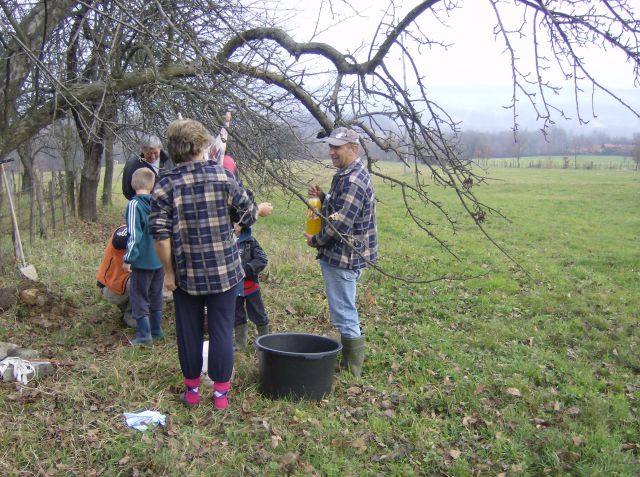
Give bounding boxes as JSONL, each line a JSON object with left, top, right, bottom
{"left": 254, "top": 333, "right": 342, "bottom": 400}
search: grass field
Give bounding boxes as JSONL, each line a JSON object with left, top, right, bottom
{"left": 0, "top": 161, "right": 638, "bottom": 476}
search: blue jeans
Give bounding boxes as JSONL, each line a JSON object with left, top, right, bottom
{"left": 320, "top": 260, "right": 363, "bottom": 339}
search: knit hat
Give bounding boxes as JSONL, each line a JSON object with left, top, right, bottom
{"left": 112, "top": 225, "right": 128, "bottom": 250}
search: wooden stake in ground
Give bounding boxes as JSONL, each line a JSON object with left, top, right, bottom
{"left": 0, "top": 159, "right": 38, "bottom": 281}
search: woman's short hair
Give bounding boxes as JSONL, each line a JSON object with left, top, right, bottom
{"left": 166, "top": 119, "right": 211, "bottom": 164}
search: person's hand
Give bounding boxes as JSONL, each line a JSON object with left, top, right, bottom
{"left": 122, "top": 263, "right": 131, "bottom": 273}
{"left": 258, "top": 202, "right": 273, "bottom": 217}
{"left": 303, "top": 232, "right": 314, "bottom": 247}
{"left": 163, "top": 270, "right": 177, "bottom": 292}
{"left": 308, "top": 184, "right": 322, "bottom": 198}
{"left": 233, "top": 223, "right": 242, "bottom": 235}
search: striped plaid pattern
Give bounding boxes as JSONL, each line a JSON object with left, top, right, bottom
{"left": 311, "top": 159, "right": 377, "bottom": 269}
{"left": 150, "top": 160, "right": 258, "bottom": 295}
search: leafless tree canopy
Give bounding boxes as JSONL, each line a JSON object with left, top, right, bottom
{"left": 1, "top": 0, "right": 638, "bottom": 267}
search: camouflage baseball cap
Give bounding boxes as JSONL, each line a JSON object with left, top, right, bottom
{"left": 321, "top": 127, "right": 359, "bottom": 146}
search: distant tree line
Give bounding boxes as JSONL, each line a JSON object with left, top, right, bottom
{"left": 457, "top": 127, "right": 638, "bottom": 160}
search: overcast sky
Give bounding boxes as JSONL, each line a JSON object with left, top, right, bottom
{"left": 276, "top": 0, "right": 640, "bottom": 136}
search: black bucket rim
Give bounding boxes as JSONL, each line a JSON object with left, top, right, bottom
{"left": 254, "top": 332, "right": 342, "bottom": 359}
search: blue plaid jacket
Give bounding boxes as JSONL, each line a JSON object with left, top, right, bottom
{"left": 310, "top": 159, "right": 377, "bottom": 270}
{"left": 149, "top": 160, "right": 258, "bottom": 295}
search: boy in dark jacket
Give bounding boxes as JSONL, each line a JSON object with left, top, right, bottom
{"left": 234, "top": 225, "right": 270, "bottom": 349}
{"left": 124, "top": 168, "right": 165, "bottom": 345}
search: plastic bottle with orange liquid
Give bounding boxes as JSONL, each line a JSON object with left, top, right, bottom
{"left": 305, "top": 197, "right": 322, "bottom": 235}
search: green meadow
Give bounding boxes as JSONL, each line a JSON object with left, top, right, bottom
{"left": 0, "top": 161, "right": 638, "bottom": 476}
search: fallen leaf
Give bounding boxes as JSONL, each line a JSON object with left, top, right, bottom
{"left": 270, "top": 435, "right": 282, "bottom": 449}
{"left": 572, "top": 436, "right": 583, "bottom": 446}
{"left": 462, "top": 414, "right": 479, "bottom": 427}
{"left": 556, "top": 450, "right": 580, "bottom": 462}
{"left": 351, "top": 437, "right": 367, "bottom": 454}
{"left": 281, "top": 452, "right": 298, "bottom": 465}
{"left": 506, "top": 387, "right": 521, "bottom": 397}
{"left": 118, "top": 455, "right": 130, "bottom": 466}
{"left": 532, "top": 418, "right": 551, "bottom": 428}
{"left": 347, "top": 386, "right": 362, "bottom": 396}
{"left": 566, "top": 407, "right": 581, "bottom": 417}
{"left": 448, "top": 449, "right": 461, "bottom": 459}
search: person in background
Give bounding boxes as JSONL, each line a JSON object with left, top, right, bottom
{"left": 123, "top": 168, "right": 165, "bottom": 345}
{"left": 150, "top": 118, "right": 272, "bottom": 410}
{"left": 96, "top": 224, "right": 134, "bottom": 328}
{"left": 233, "top": 222, "right": 270, "bottom": 349}
{"left": 304, "top": 127, "right": 378, "bottom": 377}
{"left": 122, "top": 134, "right": 174, "bottom": 200}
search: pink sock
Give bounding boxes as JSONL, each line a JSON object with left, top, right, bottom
{"left": 183, "top": 377, "right": 201, "bottom": 406}
{"left": 213, "top": 381, "right": 230, "bottom": 410}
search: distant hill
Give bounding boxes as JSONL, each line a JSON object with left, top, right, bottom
{"left": 428, "top": 85, "right": 640, "bottom": 137}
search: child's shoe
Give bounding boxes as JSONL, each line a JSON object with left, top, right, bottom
{"left": 213, "top": 381, "right": 230, "bottom": 410}
{"left": 180, "top": 377, "right": 201, "bottom": 407}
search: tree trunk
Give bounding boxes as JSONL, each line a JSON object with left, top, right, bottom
{"left": 57, "top": 172, "right": 68, "bottom": 226}
{"left": 102, "top": 129, "right": 114, "bottom": 206}
{"left": 29, "top": 174, "right": 36, "bottom": 243}
{"left": 34, "top": 169, "right": 47, "bottom": 238}
{"left": 17, "top": 144, "right": 34, "bottom": 197}
{"left": 63, "top": 155, "right": 77, "bottom": 216}
{"left": 78, "top": 141, "right": 103, "bottom": 221}
{"left": 0, "top": 172, "right": 4, "bottom": 264}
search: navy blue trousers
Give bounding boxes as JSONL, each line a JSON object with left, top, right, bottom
{"left": 173, "top": 285, "right": 237, "bottom": 383}
{"left": 129, "top": 268, "right": 164, "bottom": 321}
{"left": 235, "top": 290, "right": 269, "bottom": 327}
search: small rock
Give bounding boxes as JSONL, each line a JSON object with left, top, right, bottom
{"left": 20, "top": 288, "right": 43, "bottom": 306}
{"left": 0, "top": 288, "right": 18, "bottom": 312}
{"left": 8, "top": 348, "right": 40, "bottom": 360}
{"left": 0, "top": 341, "right": 19, "bottom": 358}
{"left": 1, "top": 364, "right": 14, "bottom": 381}
{"left": 1, "top": 360, "right": 54, "bottom": 382}
{"left": 31, "top": 361, "right": 55, "bottom": 378}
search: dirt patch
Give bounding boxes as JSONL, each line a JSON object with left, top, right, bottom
{"left": 0, "top": 286, "right": 18, "bottom": 313}
{"left": 0, "top": 279, "right": 82, "bottom": 327}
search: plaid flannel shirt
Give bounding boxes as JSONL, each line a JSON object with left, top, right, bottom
{"left": 149, "top": 160, "right": 258, "bottom": 295}
{"left": 310, "top": 158, "right": 377, "bottom": 269}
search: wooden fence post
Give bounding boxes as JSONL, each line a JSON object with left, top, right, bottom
{"left": 49, "top": 179, "right": 56, "bottom": 234}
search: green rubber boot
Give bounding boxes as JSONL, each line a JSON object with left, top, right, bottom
{"left": 234, "top": 323, "right": 248, "bottom": 349}
{"left": 341, "top": 335, "right": 365, "bottom": 377}
{"left": 256, "top": 324, "right": 270, "bottom": 337}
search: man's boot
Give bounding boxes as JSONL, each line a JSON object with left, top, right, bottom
{"left": 131, "top": 316, "right": 152, "bottom": 345}
{"left": 234, "top": 323, "right": 248, "bottom": 349}
{"left": 256, "top": 324, "right": 270, "bottom": 337}
{"left": 341, "top": 335, "right": 365, "bottom": 377}
{"left": 150, "top": 310, "right": 164, "bottom": 339}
